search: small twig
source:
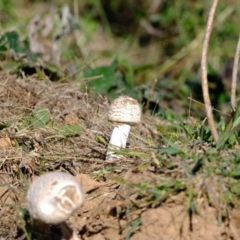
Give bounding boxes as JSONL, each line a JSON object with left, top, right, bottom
{"left": 58, "top": 61, "right": 92, "bottom": 83}
{"left": 140, "top": 19, "right": 163, "bottom": 37}
{"left": 145, "top": 78, "right": 158, "bottom": 111}
{"left": 187, "top": 93, "right": 193, "bottom": 121}
{"left": 201, "top": 0, "right": 219, "bottom": 143}
{"left": 107, "top": 168, "right": 132, "bottom": 202}
{"left": 231, "top": 34, "right": 240, "bottom": 110}
{"left": 187, "top": 97, "right": 230, "bottom": 116}
{"left": 148, "top": 0, "right": 162, "bottom": 14}
{"left": 73, "top": 0, "right": 79, "bottom": 20}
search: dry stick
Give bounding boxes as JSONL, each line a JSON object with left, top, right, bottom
{"left": 201, "top": 0, "right": 219, "bottom": 143}
{"left": 187, "top": 97, "right": 230, "bottom": 116}
{"left": 145, "top": 78, "right": 158, "bottom": 111}
{"left": 231, "top": 34, "right": 240, "bottom": 110}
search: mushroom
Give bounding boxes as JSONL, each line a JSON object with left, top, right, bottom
{"left": 106, "top": 95, "right": 141, "bottom": 160}
{"left": 27, "top": 171, "right": 84, "bottom": 240}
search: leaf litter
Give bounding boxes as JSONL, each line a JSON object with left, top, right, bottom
{"left": 0, "top": 72, "right": 240, "bottom": 240}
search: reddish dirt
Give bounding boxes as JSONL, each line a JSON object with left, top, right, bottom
{"left": 71, "top": 173, "right": 235, "bottom": 240}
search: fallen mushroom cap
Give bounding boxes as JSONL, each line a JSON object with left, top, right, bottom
{"left": 108, "top": 95, "right": 141, "bottom": 124}
{"left": 27, "top": 172, "right": 84, "bottom": 224}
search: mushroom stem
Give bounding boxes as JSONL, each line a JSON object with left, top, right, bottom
{"left": 31, "top": 219, "right": 80, "bottom": 240}
{"left": 58, "top": 222, "right": 80, "bottom": 240}
{"left": 106, "top": 124, "right": 131, "bottom": 160}
{"left": 31, "top": 219, "right": 50, "bottom": 240}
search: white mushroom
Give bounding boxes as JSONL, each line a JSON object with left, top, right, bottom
{"left": 106, "top": 95, "right": 141, "bottom": 160}
{"left": 27, "top": 171, "right": 84, "bottom": 240}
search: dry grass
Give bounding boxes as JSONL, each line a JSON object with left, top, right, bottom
{"left": 0, "top": 72, "right": 240, "bottom": 240}
{"left": 0, "top": 72, "right": 161, "bottom": 239}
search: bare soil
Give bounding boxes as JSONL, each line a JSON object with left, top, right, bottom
{"left": 0, "top": 72, "right": 239, "bottom": 240}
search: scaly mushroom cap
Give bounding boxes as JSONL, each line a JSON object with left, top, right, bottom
{"left": 108, "top": 96, "right": 141, "bottom": 124}
{"left": 27, "top": 172, "right": 84, "bottom": 224}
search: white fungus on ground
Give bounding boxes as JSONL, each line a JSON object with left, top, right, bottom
{"left": 27, "top": 171, "right": 84, "bottom": 240}
{"left": 106, "top": 95, "right": 141, "bottom": 160}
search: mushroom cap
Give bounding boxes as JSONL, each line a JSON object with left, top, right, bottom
{"left": 108, "top": 96, "right": 141, "bottom": 124}
{"left": 27, "top": 172, "right": 84, "bottom": 224}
